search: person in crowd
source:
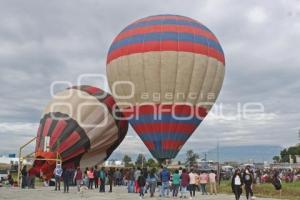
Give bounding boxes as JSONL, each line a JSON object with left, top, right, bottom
{"left": 73, "top": 167, "right": 83, "bottom": 192}
{"left": 180, "top": 168, "right": 190, "bottom": 198}
{"left": 27, "top": 166, "right": 37, "bottom": 189}
{"left": 172, "top": 169, "right": 180, "bottom": 197}
{"left": 199, "top": 171, "right": 209, "bottom": 195}
{"left": 231, "top": 169, "right": 243, "bottom": 200}
{"left": 142, "top": 168, "right": 149, "bottom": 193}
{"left": 209, "top": 170, "right": 217, "bottom": 195}
{"left": 189, "top": 169, "right": 197, "bottom": 198}
{"left": 137, "top": 171, "right": 146, "bottom": 199}
{"left": 160, "top": 166, "right": 170, "bottom": 197}
{"left": 128, "top": 168, "right": 135, "bottom": 193}
{"left": 108, "top": 167, "right": 114, "bottom": 192}
{"left": 94, "top": 165, "right": 99, "bottom": 189}
{"left": 272, "top": 171, "right": 282, "bottom": 198}
{"left": 156, "top": 166, "right": 162, "bottom": 193}
{"left": 21, "top": 165, "right": 28, "bottom": 189}
{"left": 62, "top": 167, "right": 72, "bottom": 193}
{"left": 83, "top": 167, "right": 89, "bottom": 186}
{"left": 148, "top": 168, "right": 158, "bottom": 197}
{"left": 134, "top": 167, "right": 142, "bottom": 193}
{"left": 243, "top": 166, "right": 254, "bottom": 200}
{"left": 54, "top": 164, "right": 63, "bottom": 191}
{"left": 87, "top": 167, "right": 94, "bottom": 189}
{"left": 7, "top": 174, "right": 14, "bottom": 186}
{"left": 114, "top": 168, "right": 122, "bottom": 186}
{"left": 98, "top": 167, "right": 106, "bottom": 192}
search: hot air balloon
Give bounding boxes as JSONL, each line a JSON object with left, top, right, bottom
{"left": 106, "top": 14, "right": 225, "bottom": 162}
{"left": 34, "top": 85, "right": 128, "bottom": 179}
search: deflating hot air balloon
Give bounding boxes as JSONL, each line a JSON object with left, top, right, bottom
{"left": 34, "top": 85, "right": 128, "bottom": 179}
{"left": 106, "top": 14, "right": 225, "bottom": 162}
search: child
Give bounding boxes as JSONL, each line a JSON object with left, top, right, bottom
{"left": 138, "top": 172, "right": 146, "bottom": 199}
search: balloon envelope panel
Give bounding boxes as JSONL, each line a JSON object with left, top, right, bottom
{"left": 106, "top": 15, "right": 225, "bottom": 161}
{"left": 35, "top": 85, "right": 128, "bottom": 169}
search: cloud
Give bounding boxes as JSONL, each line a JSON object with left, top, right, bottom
{"left": 0, "top": 0, "right": 299, "bottom": 158}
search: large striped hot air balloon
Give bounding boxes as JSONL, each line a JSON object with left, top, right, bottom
{"left": 106, "top": 14, "right": 225, "bottom": 162}
{"left": 34, "top": 85, "right": 127, "bottom": 178}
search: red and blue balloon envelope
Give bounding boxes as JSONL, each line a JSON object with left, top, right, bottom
{"left": 106, "top": 14, "right": 225, "bottom": 162}
{"left": 34, "top": 86, "right": 128, "bottom": 179}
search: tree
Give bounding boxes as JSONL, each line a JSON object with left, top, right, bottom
{"left": 135, "top": 154, "right": 146, "bottom": 167}
{"left": 185, "top": 150, "right": 199, "bottom": 167}
{"left": 122, "top": 154, "right": 132, "bottom": 167}
{"left": 146, "top": 158, "right": 158, "bottom": 168}
{"left": 276, "top": 144, "right": 300, "bottom": 163}
{"left": 273, "top": 156, "right": 280, "bottom": 163}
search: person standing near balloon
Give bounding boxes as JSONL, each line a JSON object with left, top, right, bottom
{"left": 98, "top": 167, "right": 106, "bottom": 192}
{"left": 160, "top": 166, "right": 170, "bottom": 197}
{"left": 87, "top": 167, "right": 94, "bottom": 189}
{"left": 172, "top": 169, "right": 180, "bottom": 197}
{"left": 62, "top": 167, "right": 72, "bottom": 193}
{"left": 54, "top": 164, "right": 63, "bottom": 191}
{"left": 208, "top": 170, "right": 217, "bottom": 195}
{"left": 73, "top": 167, "right": 83, "bottom": 192}
{"left": 199, "top": 171, "right": 209, "bottom": 195}
{"left": 180, "top": 169, "right": 190, "bottom": 198}
{"left": 188, "top": 169, "right": 198, "bottom": 198}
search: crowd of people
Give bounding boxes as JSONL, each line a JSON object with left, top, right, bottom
{"left": 50, "top": 164, "right": 218, "bottom": 199}
{"left": 18, "top": 163, "right": 299, "bottom": 200}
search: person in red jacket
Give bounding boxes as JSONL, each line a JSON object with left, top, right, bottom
{"left": 73, "top": 167, "right": 83, "bottom": 192}
{"left": 180, "top": 169, "right": 190, "bottom": 198}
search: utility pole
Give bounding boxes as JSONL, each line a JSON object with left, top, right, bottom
{"left": 217, "top": 139, "right": 221, "bottom": 185}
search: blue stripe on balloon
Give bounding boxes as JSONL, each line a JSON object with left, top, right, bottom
{"left": 109, "top": 32, "right": 223, "bottom": 55}
{"left": 128, "top": 113, "right": 202, "bottom": 126}
{"left": 139, "top": 132, "right": 190, "bottom": 141}
{"left": 121, "top": 19, "right": 211, "bottom": 34}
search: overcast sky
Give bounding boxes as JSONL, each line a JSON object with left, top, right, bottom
{"left": 0, "top": 0, "right": 299, "bottom": 158}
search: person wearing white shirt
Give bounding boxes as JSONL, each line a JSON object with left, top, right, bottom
{"left": 231, "top": 169, "right": 243, "bottom": 200}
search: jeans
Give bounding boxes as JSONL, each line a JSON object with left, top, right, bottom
{"left": 76, "top": 179, "right": 82, "bottom": 192}
{"left": 245, "top": 184, "right": 253, "bottom": 199}
{"left": 99, "top": 178, "right": 105, "bottom": 192}
{"left": 88, "top": 178, "right": 94, "bottom": 189}
{"left": 55, "top": 176, "right": 61, "bottom": 191}
{"left": 21, "top": 175, "right": 27, "bottom": 188}
{"left": 189, "top": 184, "right": 196, "bottom": 197}
{"left": 234, "top": 185, "right": 242, "bottom": 200}
{"left": 172, "top": 184, "right": 179, "bottom": 197}
{"left": 149, "top": 182, "right": 156, "bottom": 197}
{"left": 200, "top": 184, "right": 208, "bottom": 194}
{"left": 160, "top": 181, "right": 169, "bottom": 197}
{"left": 180, "top": 186, "right": 188, "bottom": 197}
{"left": 139, "top": 186, "right": 144, "bottom": 197}
{"left": 63, "top": 179, "right": 69, "bottom": 192}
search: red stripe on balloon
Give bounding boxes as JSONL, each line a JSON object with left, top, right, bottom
{"left": 57, "top": 131, "right": 81, "bottom": 154}
{"left": 143, "top": 141, "right": 155, "bottom": 150}
{"left": 84, "top": 86, "right": 101, "bottom": 94}
{"left": 114, "top": 25, "right": 218, "bottom": 43}
{"left": 62, "top": 147, "right": 86, "bottom": 162}
{"left": 42, "top": 118, "right": 52, "bottom": 137}
{"left": 49, "top": 120, "right": 68, "bottom": 146}
{"left": 107, "top": 41, "right": 225, "bottom": 65}
{"left": 162, "top": 140, "right": 184, "bottom": 150}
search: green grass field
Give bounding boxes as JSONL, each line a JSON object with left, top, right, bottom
{"left": 218, "top": 181, "right": 300, "bottom": 200}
